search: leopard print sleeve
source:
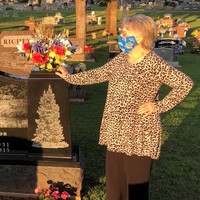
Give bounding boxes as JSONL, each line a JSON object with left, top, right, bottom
{"left": 63, "top": 53, "right": 124, "bottom": 85}
{"left": 154, "top": 55, "right": 193, "bottom": 113}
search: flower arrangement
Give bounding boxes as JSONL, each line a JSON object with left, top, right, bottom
{"left": 84, "top": 45, "right": 94, "bottom": 55}
{"left": 17, "top": 25, "right": 76, "bottom": 72}
{"left": 35, "top": 181, "right": 71, "bottom": 200}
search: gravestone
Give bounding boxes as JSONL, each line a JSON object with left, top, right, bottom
{"left": 0, "top": 31, "right": 83, "bottom": 200}
{"left": 154, "top": 47, "right": 173, "bottom": 62}
{"left": 176, "top": 26, "right": 186, "bottom": 38}
{"left": 154, "top": 47, "right": 180, "bottom": 67}
{"left": 42, "top": 16, "right": 58, "bottom": 26}
{"left": 54, "top": 12, "right": 64, "bottom": 24}
{"left": 161, "top": 14, "right": 174, "bottom": 27}
{"left": 107, "top": 40, "right": 121, "bottom": 59}
{"left": 97, "top": 16, "right": 102, "bottom": 25}
{"left": 68, "top": 38, "right": 85, "bottom": 61}
{"left": 91, "top": 32, "right": 96, "bottom": 39}
{"left": 0, "top": 31, "right": 85, "bottom": 77}
{"left": 0, "top": 31, "right": 35, "bottom": 77}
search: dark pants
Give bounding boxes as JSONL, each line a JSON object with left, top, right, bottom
{"left": 106, "top": 150, "right": 153, "bottom": 200}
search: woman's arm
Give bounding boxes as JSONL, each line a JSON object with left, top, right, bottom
{"left": 155, "top": 61, "right": 194, "bottom": 113}
{"left": 56, "top": 53, "right": 122, "bottom": 85}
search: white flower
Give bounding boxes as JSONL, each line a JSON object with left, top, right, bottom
{"left": 16, "top": 41, "right": 24, "bottom": 52}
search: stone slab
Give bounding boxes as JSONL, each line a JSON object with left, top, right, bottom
{"left": 0, "top": 163, "right": 83, "bottom": 199}
{"left": 0, "top": 31, "right": 86, "bottom": 77}
{"left": 28, "top": 71, "right": 72, "bottom": 159}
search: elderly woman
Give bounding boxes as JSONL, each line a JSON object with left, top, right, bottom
{"left": 56, "top": 14, "right": 193, "bottom": 200}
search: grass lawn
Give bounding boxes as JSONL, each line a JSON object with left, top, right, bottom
{"left": 0, "top": 4, "right": 200, "bottom": 200}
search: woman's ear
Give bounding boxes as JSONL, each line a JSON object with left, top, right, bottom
{"left": 135, "top": 35, "right": 143, "bottom": 44}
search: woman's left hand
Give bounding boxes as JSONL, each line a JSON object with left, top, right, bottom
{"left": 137, "top": 102, "right": 156, "bottom": 116}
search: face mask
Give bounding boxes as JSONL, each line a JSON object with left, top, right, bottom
{"left": 118, "top": 35, "right": 138, "bottom": 54}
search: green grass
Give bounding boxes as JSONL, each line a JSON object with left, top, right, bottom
{"left": 1, "top": 5, "right": 200, "bottom": 200}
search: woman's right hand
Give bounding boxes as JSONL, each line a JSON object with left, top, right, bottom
{"left": 55, "top": 66, "right": 68, "bottom": 79}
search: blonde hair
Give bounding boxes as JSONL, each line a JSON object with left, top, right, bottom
{"left": 122, "top": 14, "right": 157, "bottom": 49}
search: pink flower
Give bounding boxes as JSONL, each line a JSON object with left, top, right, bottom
{"left": 61, "top": 191, "right": 70, "bottom": 200}
{"left": 52, "top": 191, "right": 60, "bottom": 199}
{"left": 34, "top": 186, "right": 42, "bottom": 194}
{"left": 45, "top": 189, "right": 51, "bottom": 197}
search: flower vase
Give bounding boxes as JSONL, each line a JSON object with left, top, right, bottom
{"left": 85, "top": 54, "right": 91, "bottom": 60}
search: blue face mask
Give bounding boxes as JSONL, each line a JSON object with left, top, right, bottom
{"left": 118, "top": 35, "right": 138, "bottom": 54}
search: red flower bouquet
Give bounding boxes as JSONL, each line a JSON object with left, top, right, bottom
{"left": 17, "top": 30, "right": 76, "bottom": 72}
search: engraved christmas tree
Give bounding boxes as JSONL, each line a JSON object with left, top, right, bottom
{"left": 32, "top": 84, "right": 69, "bottom": 148}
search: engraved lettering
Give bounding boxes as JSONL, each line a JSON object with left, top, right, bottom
{"left": 1, "top": 35, "right": 34, "bottom": 48}
{"left": 3, "top": 39, "right": 8, "bottom": 44}
{"left": 0, "top": 142, "right": 10, "bottom": 153}
{"left": 0, "top": 132, "right": 8, "bottom": 136}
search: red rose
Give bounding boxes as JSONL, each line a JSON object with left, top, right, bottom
{"left": 32, "top": 53, "right": 48, "bottom": 64}
{"left": 50, "top": 45, "right": 66, "bottom": 56}
{"left": 23, "top": 42, "right": 31, "bottom": 53}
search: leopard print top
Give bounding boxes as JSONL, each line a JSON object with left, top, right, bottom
{"left": 64, "top": 51, "right": 193, "bottom": 159}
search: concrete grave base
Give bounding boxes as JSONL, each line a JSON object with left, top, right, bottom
{"left": 0, "top": 159, "right": 83, "bottom": 200}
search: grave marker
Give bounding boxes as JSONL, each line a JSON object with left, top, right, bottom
{"left": 0, "top": 31, "right": 35, "bottom": 77}
{"left": 0, "top": 31, "right": 83, "bottom": 199}
{"left": 154, "top": 47, "right": 180, "bottom": 67}
{"left": 0, "top": 31, "right": 85, "bottom": 77}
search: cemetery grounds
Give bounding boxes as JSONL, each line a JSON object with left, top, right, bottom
{"left": 0, "top": 4, "right": 200, "bottom": 200}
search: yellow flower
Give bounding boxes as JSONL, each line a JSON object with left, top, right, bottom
{"left": 54, "top": 58, "right": 61, "bottom": 64}
{"left": 25, "top": 53, "right": 30, "bottom": 58}
{"left": 49, "top": 51, "right": 56, "bottom": 58}
{"left": 60, "top": 55, "right": 65, "bottom": 60}
{"left": 191, "top": 30, "right": 198, "bottom": 38}
{"left": 40, "top": 64, "right": 46, "bottom": 69}
{"left": 47, "top": 63, "right": 53, "bottom": 69}
{"left": 55, "top": 54, "right": 61, "bottom": 60}
{"left": 65, "top": 50, "right": 71, "bottom": 56}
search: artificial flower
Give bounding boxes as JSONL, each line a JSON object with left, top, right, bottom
{"left": 23, "top": 42, "right": 31, "bottom": 53}
{"left": 32, "top": 53, "right": 48, "bottom": 65}
{"left": 52, "top": 191, "right": 60, "bottom": 199}
{"left": 84, "top": 45, "right": 94, "bottom": 55}
{"left": 191, "top": 29, "right": 199, "bottom": 38}
{"left": 18, "top": 30, "right": 76, "bottom": 72}
{"left": 34, "top": 186, "right": 42, "bottom": 194}
{"left": 61, "top": 191, "right": 70, "bottom": 200}
{"left": 34, "top": 182, "right": 71, "bottom": 200}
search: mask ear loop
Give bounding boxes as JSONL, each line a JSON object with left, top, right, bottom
{"left": 120, "top": 31, "right": 127, "bottom": 40}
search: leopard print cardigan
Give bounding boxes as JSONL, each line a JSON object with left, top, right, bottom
{"left": 64, "top": 51, "right": 193, "bottom": 159}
